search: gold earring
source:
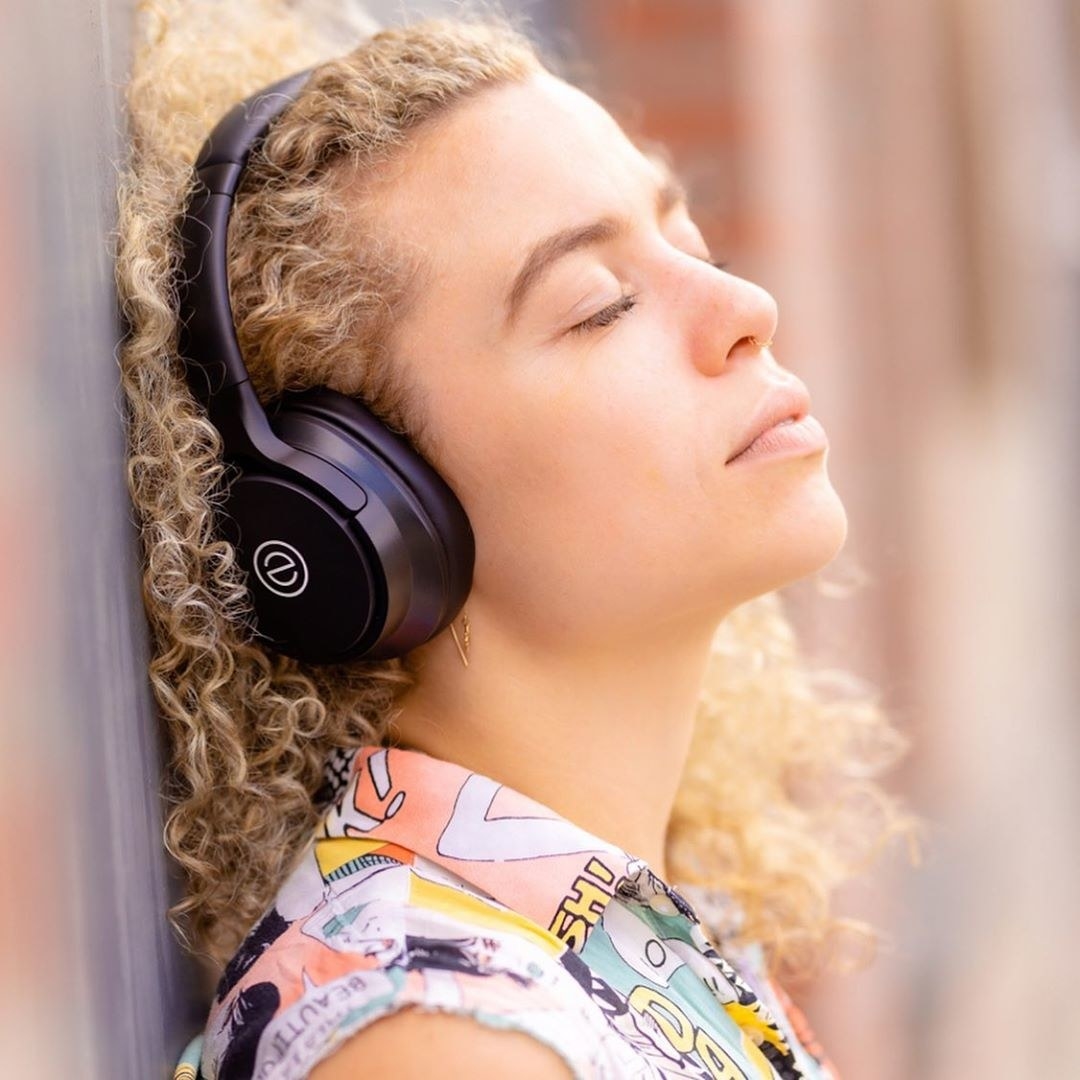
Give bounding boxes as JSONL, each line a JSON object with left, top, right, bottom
{"left": 449, "top": 607, "right": 471, "bottom": 668}
{"left": 749, "top": 335, "right": 774, "bottom": 350}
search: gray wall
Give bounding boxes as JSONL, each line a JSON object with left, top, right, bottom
{"left": 1, "top": 1, "right": 202, "bottom": 1077}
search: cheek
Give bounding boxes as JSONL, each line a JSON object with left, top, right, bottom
{"left": 448, "top": 371, "right": 671, "bottom": 540}
{"left": 531, "top": 386, "right": 707, "bottom": 557}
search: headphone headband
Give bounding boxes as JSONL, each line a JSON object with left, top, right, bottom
{"left": 178, "top": 69, "right": 315, "bottom": 423}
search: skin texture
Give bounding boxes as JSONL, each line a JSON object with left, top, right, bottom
{"left": 307, "top": 1008, "right": 575, "bottom": 1079}
{"left": 363, "top": 70, "right": 848, "bottom": 880}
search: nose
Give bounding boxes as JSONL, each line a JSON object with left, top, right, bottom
{"left": 688, "top": 266, "right": 779, "bottom": 378}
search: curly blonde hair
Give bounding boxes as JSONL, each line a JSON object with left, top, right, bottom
{"left": 114, "top": 0, "right": 917, "bottom": 984}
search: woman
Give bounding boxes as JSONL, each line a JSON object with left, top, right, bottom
{"left": 117, "top": 2, "right": 913, "bottom": 1077}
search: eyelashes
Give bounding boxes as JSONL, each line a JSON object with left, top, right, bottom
{"left": 568, "top": 256, "right": 729, "bottom": 335}
{"left": 569, "top": 292, "right": 640, "bottom": 335}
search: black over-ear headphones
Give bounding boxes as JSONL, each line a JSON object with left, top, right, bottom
{"left": 175, "top": 69, "right": 475, "bottom": 664}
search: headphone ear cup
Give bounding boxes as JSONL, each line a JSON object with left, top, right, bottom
{"left": 222, "top": 469, "right": 383, "bottom": 662}
{"left": 225, "top": 387, "right": 475, "bottom": 664}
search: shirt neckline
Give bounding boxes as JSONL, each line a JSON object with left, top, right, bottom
{"left": 321, "top": 743, "right": 695, "bottom": 953}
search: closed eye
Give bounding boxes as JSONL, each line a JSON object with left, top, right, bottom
{"left": 569, "top": 293, "right": 640, "bottom": 335}
{"left": 566, "top": 255, "right": 728, "bottom": 336}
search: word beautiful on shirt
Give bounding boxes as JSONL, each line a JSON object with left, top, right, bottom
{"left": 191, "top": 745, "right": 838, "bottom": 1080}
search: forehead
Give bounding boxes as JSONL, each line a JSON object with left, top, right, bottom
{"left": 366, "top": 72, "right": 666, "bottom": 338}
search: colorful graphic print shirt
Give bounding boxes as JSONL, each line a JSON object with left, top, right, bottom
{"left": 192, "top": 745, "right": 838, "bottom": 1080}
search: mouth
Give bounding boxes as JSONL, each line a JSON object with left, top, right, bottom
{"left": 725, "top": 381, "right": 812, "bottom": 464}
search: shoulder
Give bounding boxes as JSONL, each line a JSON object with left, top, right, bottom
{"left": 202, "top": 849, "right": 606, "bottom": 1080}
{"left": 307, "top": 1005, "right": 577, "bottom": 1080}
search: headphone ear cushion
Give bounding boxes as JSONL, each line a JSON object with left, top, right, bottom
{"left": 315, "top": 393, "right": 479, "bottom": 622}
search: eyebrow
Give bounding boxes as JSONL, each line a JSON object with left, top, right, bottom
{"left": 503, "top": 168, "right": 688, "bottom": 329}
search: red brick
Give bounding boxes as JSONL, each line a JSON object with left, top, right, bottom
{"left": 573, "top": 0, "right": 738, "bottom": 43}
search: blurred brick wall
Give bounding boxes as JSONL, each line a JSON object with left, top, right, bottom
{"left": 549, "top": 3, "right": 1080, "bottom": 1079}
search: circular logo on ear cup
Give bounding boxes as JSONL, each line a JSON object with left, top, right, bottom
{"left": 253, "top": 539, "right": 309, "bottom": 598}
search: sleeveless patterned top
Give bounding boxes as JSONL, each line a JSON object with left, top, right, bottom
{"left": 180, "top": 745, "right": 838, "bottom": 1080}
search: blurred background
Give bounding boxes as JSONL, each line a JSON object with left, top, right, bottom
{"left": 2, "top": 0, "right": 1076, "bottom": 1076}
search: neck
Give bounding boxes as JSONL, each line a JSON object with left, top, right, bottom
{"left": 387, "top": 597, "right": 722, "bottom": 881}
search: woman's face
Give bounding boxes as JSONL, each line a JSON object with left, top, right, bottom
{"left": 368, "top": 71, "right": 847, "bottom": 648}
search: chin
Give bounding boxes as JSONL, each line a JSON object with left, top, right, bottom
{"left": 769, "top": 476, "right": 849, "bottom": 588}
{"left": 710, "top": 475, "right": 850, "bottom": 606}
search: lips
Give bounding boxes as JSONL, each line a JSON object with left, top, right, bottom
{"left": 726, "top": 380, "right": 812, "bottom": 464}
